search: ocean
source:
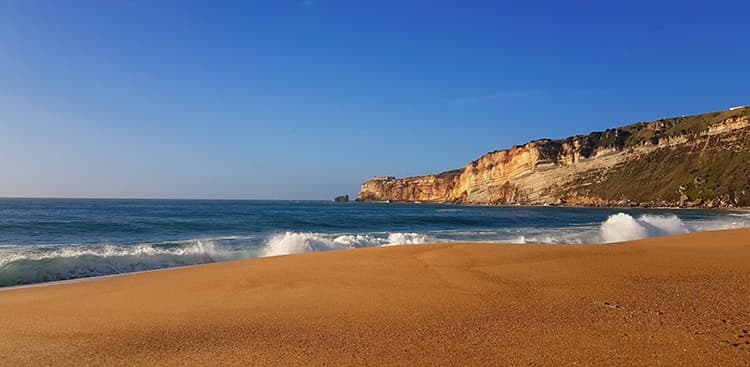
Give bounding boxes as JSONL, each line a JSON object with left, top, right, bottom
{"left": 1, "top": 198, "right": 748, "bottom": 287}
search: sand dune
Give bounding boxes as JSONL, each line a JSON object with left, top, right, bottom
{"left": 1, "top": 229, "right": 750, "bottom": 366}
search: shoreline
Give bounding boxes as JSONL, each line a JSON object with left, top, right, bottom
{"left": 0, "top": 263, "right": 211, "bottom": 293}
{"left": 355, "top": 200, "right": 750, "bottom": 211}
{"left": 3, "top": 216, "right": 750, "bottom": 291}
{"left": 0, "top": 240, "right": 580, "bottom": 292}
{"left": 1, "top": 229, "right": 749, "bottom": 365}
{"left": 4, "top": 196, "right": 749, "bottom": 211}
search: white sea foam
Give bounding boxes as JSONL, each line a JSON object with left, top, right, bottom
{"left": 261, "top": 231, "right": 434, "bottom": 257}
{"left": 0, "top": 239, "right": 247, "bottom": 287}
{"left": 599, "top": 213, "right": 685, "bottom": 243}
{"left": 596, "top": 212, "right": 749, "bottom": 243}
{"left": 493, "top": 213, "right": 750, "bottom": 244}
{"left": 510, "top": 234, "right": 589, "bottom": 244}
{"left": 3, "top": 212, "right": 750, "bottom": 286}
{"left": 0, "top": 240, "right": 226, "bottom": 268}
{"left": 261, "top": 232, "right": 350, "bottom": 257}
{"left": 382, "top": 232, "right": 434, "bottom": 246}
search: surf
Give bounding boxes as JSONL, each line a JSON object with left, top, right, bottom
{"left": 2, "top": 199, "right": 750, "bottom": 287}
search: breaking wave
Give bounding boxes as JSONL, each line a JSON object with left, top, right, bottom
{"left": 261, "top": 232, "right": 434, "bottom": 257}
{"left": 0, "top": 239, "right": 246, "bottom": 287}
{"left": 599, "top": 213, "right": 689, "bottom": 243}
{"left": 2, "top": 212, "right": 749, "bottom": 287}
{"left": 598, "top": 212, "right": 750, "bottom": 243}
{"left": 428, "top": 212, "right": 750, "bottom": 245}
{"left": 0, "top": 232, "right": 437, "bottom": 286}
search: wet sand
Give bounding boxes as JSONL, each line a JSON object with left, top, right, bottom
{"left": 1, "top": 229, "right": 749, "bottom": 366}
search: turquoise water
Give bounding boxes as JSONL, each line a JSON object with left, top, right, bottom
{"left": 1, "top": 198, "right": 748, "bottom": 287}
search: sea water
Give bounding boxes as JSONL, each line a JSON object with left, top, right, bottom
{"left": 1, "top": 198, "right": 748, "bottom": 287}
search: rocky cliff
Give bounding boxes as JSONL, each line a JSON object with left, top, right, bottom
{"left": 357, "top": 107, "right": 750, "bottom": 208}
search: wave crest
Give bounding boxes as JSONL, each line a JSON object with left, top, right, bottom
{"left": 261, "top": 231, "right": 434, "bottom": 257}
{"left": 0, "top": 239, "right": 236, "bottom": 287}
{"left": 3, "top": 212, "right": 749, "bottom": 287}
{"left": 600, "top": 213, "right": 689, "bottom": 243}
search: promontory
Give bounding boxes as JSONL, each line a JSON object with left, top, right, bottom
{"left": 358, "top": 106, "right": 750, "bottom": 208}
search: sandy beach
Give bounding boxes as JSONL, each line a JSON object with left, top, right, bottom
{"left": 1, "top": 229, "right": 749, "bottom": 366}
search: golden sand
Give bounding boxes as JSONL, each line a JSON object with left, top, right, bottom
{"left": 1, "top": 229, "right": 750, "bottom": 366}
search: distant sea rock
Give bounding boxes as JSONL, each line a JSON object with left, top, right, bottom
{"left": 334, "top": 195, "right": 349, "bottom": 203}
{"left": 358, "top": 106, "right": 750, "bottom": 208}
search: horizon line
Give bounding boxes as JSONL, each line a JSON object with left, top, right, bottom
{"left": 0, "top": 196, "right": 342, "bottom": 202}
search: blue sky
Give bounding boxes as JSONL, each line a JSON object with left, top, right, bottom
{"left": 1, "top": 1, "right": 748, "bottom": 199}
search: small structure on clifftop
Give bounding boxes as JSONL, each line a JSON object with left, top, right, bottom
{"left": 333, "top": 195, "right": 349, "bottom": 203}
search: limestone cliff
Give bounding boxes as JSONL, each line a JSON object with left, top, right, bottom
{"left": 357, "top": 107, "right": 750, "bottom": 208}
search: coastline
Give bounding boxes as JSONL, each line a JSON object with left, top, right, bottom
{"left": 357, "top": 108, "right": 750, "bottom": 208}
{"left": 0, "top": 263, "right": 209, "bottom": 293}
{"left": 5, "top": 201, "right": 748, "bottom": 288}
{"left": 1, "top": 229, "right": 750, "bottom": 366}
{"left": 354, "top": 200, "right": 750, "bottom": 211}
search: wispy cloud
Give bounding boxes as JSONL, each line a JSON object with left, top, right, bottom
{"left": 450, "top": 90, "right": 546, "bottom": 104}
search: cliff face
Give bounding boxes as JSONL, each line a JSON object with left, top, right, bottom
{"left": 358, "top": 107, "right": 750, "bottom": 208}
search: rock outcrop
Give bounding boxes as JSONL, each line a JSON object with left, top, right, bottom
{"left": 334, "top": 195, "right": 349, "bottom": 203}
{"left": 357, "top": 107, "right": 750, "bottom": 208}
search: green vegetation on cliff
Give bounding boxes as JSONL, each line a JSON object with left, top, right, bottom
{"left": 541, "top": 107, "right": 750, "bottom": 160}
{"left": 577, "top": 130, "right": 750, "bottom": 206}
